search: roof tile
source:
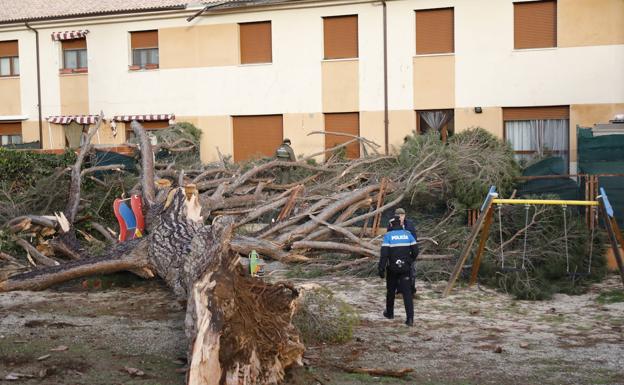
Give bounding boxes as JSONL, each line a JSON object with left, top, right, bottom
{"left": 0, "top": 0, "right": 191, "bottom": 24}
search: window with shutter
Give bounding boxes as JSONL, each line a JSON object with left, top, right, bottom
{"left": 0, "top": 122, "right": 22, "bottom": 146}
{"left": 324, "top": 112, "right": 360, "bottom": 159}
{"left": 125, "top": 120, "right": 169, "bottom": 139}
{"left": 130, "top": 30, "right": 159, "bottom": 69}
{"left": 62, "top": 38, "right": 88, "bottom": 71}
{"left": 514, "top": 0, "right": 557, "bottom": 49}
{"left": 323, "top": 15, "right": 358, "bottom": 60}
{"left": 503, "top": 106, "right": 569, "bottom": 167}
{"left": 0, "top": 40, "right": 19, "bottom": 76}
{"left": 415, "top": 8, "right": 454, "bottom": 55}
{"left": 240, "top": 21, "right": 272, "bottom": 64}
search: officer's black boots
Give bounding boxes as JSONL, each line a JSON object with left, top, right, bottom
{"left": 405, "top": 318, "right": 414, "bottom": 327}
{"left": 383, "top": 310, "right": 394, "bottom": 319}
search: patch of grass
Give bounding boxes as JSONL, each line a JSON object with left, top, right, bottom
{"left": 336, "top": 372, "right": 404, "bottom": 383}
{"left": 537, "top": 314, "right": 567, "bottom": 324}
{"left": 587, "top": 368, "right": 624, "bottom": 385}
{"left": 596, "top": 289, "right": 624, "bottom": 304}
{"left": 293, "top": 287, "right": 359, "bottom": 344}
{"left": 574, "top": 324, "right": 593, "bottom": 332}
{"left": 609, "top": 317, "right": 624, "bottom": 327}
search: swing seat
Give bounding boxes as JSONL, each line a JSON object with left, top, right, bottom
{"left": 567, "top": 271, "right": 590, "bottom": 280}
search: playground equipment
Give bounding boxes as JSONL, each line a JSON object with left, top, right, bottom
{"left": 443, "top": 187, "right": 624, "bottom": 297}
{"left": 113, "top": 195, "right": 145, "bottom": 241}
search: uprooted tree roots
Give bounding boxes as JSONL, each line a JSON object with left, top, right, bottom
{"left": 0, "top": 119, "right": 525, "bottom": 384}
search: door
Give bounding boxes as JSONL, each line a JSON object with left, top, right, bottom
{"left": 233, "top": 115, "right": 283, "bottom": 162}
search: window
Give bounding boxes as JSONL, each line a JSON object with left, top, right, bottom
{"left": 239, "top": 21, "right": 272, "bottom": 64}
{"left": 130, "top": 30, "right": 159, "bottom": 69}
{"left": 0, "top": 122, "right": 22, "bottom": 146}
{"left": 125, "top": 120, "right": 170, "bottom": 139}
{"left": 415, "top": 8, "right": 454, "bottom": 55}
{"left": 514, "top": 0, "right": 557, "bottom": 49}
{"left": 324, "top": 112, "right": 360, "bottom": 159}
{"left": 503, "top": 106, "right": 569, "bottom": 167}
{"left": 323, "top": 15, "right": 358, "bottom": 59}
{"left": 62, "top": 38, "right": 87, "bottom": 70}
{"left": 233, "top": 115, "right": 283, "bottom": 162}
{"left": 417, "top": 109, "right": 454, "bottom": 142}
{"left": 0, "top": 40, "right": 19, "bottom": 76}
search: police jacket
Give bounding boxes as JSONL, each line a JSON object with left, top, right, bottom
{"left": 379, "top": 229, "right": 419, "bottom": 275}
{"left": 386, "top": 218, "right": 417, "bottom": 240}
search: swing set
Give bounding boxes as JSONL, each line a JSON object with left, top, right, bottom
{"left": 443, "top": 186, "right": 624, "bottom": 297}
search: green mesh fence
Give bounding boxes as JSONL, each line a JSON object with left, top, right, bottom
{"left": 578, "top": 127, "right": 624, "bottom": 226}
{"left": 517, "top": 127, "right": 624, "bottom": 226}
{"left": 517, "top": 157, "right": 581, "bottom": 200}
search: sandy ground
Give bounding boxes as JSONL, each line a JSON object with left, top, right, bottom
{"left": 0, "top": 274, "right": 623, "bottom": 385}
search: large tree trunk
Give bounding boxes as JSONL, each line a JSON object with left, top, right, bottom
{"left": 145, "top": 187, "right": 303, "bottom": 383}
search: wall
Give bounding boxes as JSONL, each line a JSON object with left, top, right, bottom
{"left": 21, "top": 120, "right": 40, "bottom": 143}
{"left": 455, "top": 107, "right": 503, "bottom": 138}
{"left": 558, "top": 0, "right": 624, "bottom": 48}
{"left": 322, "top": 60, "right": 359, "bottom": 113}
{"left": 0, "top": 77, "right": 21, "bottom": 115}
{"left": 60, "top": 74, "right": 89, "bottom": 115}
{"left": 454, "top": 0, "right": 624, "bottom": 108}
{"left": 0, "top": 0, "right": 622, "bottom": 161}
{"left": 413, "top": 55, "right": 454, "bottom": 110}
{"left": 283, "top": 113, "right": 324, "bottom": 159}
{"left": 159, "top": 23, "right": 239, "bottom": 68}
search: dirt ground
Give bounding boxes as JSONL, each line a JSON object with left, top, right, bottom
{"left": 1, "top": 272, "right": 623, "bottom": 385}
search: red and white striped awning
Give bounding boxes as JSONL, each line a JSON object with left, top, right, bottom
{"left": 51, "top": 30, "right": 89, "bottom": 41}
{"left": 47, "top": 115, "right": 100, "bottom": 125}
{"left": 113, "top": 114, "right": 175, "bottom": 122}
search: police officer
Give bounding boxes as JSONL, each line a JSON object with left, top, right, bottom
{"left": 275, "top": 138, "right": 296, "bottom": 184}
{"left": 388, "top": 208, "right": 416, "bottom": 238}
{"left": 379, "top": 216, "right": 419, "bottom": 326}
{"left": 387, "top": 208, "right": 418, "bottom": 294}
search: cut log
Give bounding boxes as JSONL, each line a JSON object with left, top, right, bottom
{"left": 338, "top": 366, "right": 413, "bottom": 378}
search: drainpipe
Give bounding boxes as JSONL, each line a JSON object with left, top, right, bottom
{"left": 382, "top": 0, "right": 389, "bottom": 154}
{"left": 25, "top": 22, "right": 43, "bottom": 149}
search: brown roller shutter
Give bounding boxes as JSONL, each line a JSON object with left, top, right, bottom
{"left": 324, "top": 113, "right": 360, "bottom": 159}
{"left": 141, "top": 121, "right": 169, "bottom": 130}
{"left": 233, "top": 115, "right": 283, "bottom": 162}
{"left": 0, "top": 122, "right": 21, "bottom": 135}
{"left": 323, "top": 15, "right": 358, "bottom": 59}
{"left": 240, "top": 21, "right": 272, "bottom": 64}
{"left": 416, "top": 8, "right": 454, "bottom": 55}
{"left": 0, "top": 40, "right": 18, "bottom": 57}
{"left": 131, "top": 30, "right": 158, "bottom": 49}
{"left": 503, "top": 106, "right": 569, "bottom": 121}
{"left": 62, "top": 38, "right": 87, "bottom": 50}
{"left": 514, "top": 1, "right": 557, "bottom": 49}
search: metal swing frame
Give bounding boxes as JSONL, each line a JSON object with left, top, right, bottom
{"left": 443, "top": 186, "right": 624, "bottom": 297}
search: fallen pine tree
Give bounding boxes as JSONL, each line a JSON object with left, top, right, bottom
{"left": 0, "top": 119, "right": 522, "bottom": 383}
